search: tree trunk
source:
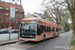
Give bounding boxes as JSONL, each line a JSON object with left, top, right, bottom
{"left": 73, "top": 0, "right": 75, "bottom": 35}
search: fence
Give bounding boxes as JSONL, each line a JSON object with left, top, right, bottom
{"left": 0, "top": 33, "right": 19, "bottom": 41}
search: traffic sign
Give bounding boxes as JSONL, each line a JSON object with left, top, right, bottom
{"left": 10, "top": 6, "right": 15, "bottom": 19}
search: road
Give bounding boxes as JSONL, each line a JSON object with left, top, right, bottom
{"left": 0, "top": 31, "right": 72, "bottom": 50}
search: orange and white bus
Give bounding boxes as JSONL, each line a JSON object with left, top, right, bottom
{"left": 19, "top": 18, "right": 60, "bottom": 42}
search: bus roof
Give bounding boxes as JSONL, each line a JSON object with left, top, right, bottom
{"left": 22, "top": 18, "right": 37, "bottom": 21}
{"left": 22, "top": 18, "right": 60, "bottom": 28}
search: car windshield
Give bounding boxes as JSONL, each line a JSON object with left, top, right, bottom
{"left": 20, "top": 20, "right": 37, "bottom": 34}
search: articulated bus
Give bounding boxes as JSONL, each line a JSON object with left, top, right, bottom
{"left": 19, "top": 18, "right": 60, "bottom": 42}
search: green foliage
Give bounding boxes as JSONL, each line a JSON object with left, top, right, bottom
{"left": 71, "top": 39, "right": 75, "bottom": 45}
{"left": 64, "top": 23, "right": 70, "bottom": 32}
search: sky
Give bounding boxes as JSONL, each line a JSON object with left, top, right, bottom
{"left": 1, "top": 0, "right": 43, "bottom": 15}
{"left": 22, "top": 0, "right": 43, "bottom": 15}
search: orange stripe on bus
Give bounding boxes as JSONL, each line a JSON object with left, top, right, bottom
{"left": 30, "top": 39, "right": 31, "bottom": 41}
{"left": 19, "top": 38, "right": 21, "bottom": 40}
{"left": 22, "top": 38, "right": 23, "bottom": 40}
{"left": 24, "top": 38, "right": 25, "bottom": 40}
{"left": 33, "top": 39, "right": 34, "bottom": 41}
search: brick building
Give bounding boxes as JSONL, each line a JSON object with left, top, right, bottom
{"left": 0, "top": 1, "right": 24, "bottom": 29}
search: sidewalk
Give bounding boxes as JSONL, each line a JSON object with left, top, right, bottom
{"left": 0, "top": 40, "right": 20, "bottom": 46}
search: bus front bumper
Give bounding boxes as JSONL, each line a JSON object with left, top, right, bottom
{"left": 19, "top": 38, "right": 37, "bottom": 41}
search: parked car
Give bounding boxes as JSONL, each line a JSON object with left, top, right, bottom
{"left": 12, "top": 29, "right": 19, "bottom": 33}
{"left": 0, "top": 29, "right": 9, "bottom": 34}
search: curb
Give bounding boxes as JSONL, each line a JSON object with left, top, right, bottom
{"left": 0, "top": 40, "right": 20, "bottom": 46}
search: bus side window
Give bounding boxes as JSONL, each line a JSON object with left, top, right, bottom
{"left": 56, "top": 28, "right": 58, "bottom": 32}
{"left": 47, "top": 27, "right": 49, "bottom": 32}
{"left": 42, "top": 26, "right": 46, "bottom": 32}
{"left": 49, "top": 27, "right": 51, "bottom": 32}
{"left": 37, "top": 24, "right": 43, "bottom": 35}
{"left": 53, "top": 27, "right": 54, "bottom": 32}
{"left": 47, "top": 27, "right": 50, "bottom": 32}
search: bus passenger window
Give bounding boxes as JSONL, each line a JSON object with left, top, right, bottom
{"left": 49, "top": 27, "right": 51, "bottom": 32}
{"left": 37, "top": 24, "right": 43, "bottom": 35}
{"left": 52, "top": 27, "right": 54, "bottom": 32}
{"left": 47, "top": 27, "right": 50, "bottom": 32}
{"left": 47, "top": 27, "right": 48, "bottom": 32}
{"left": 43, "top": 26, "right": 46, "bottom": 32}
{"left": 56, "top": 28, "right": 58, "bottom": 32}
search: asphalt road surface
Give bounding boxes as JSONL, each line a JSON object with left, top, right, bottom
{"left": 0, "top": 30, "right": 72, "bottom": 50}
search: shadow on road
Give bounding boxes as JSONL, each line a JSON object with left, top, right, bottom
{"left": 18, "top": 37, "right": 59, "bottom": 45}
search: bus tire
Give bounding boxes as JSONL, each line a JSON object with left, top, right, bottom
{"left": 43, "top": 35, "right": 46, "bottom": 41}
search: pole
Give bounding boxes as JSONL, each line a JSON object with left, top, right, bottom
{"left": 20, "top": 0, "right": 21, "bottom": 21}
{"left": 0, "top": 18, "right": 1, "bottom": 29}
{"left": 18, "top": 0, "right": 21, "bottom": 39}
{"left": 10, "top": 19, "right": 11, "bottom": 27}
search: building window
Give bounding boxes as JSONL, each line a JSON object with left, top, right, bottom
{"left": 0, "top": 6, "right": 2, "bottom": 9}
{"left": 21, "top": 15, "right": 22, "bottom": 17}
{"left": 0, "top": 18, "right": 2, "bottom": 21}
{"left": 6, "top": 18, "right": 8, "bottom": 22}
{"left": 16, "top": 14, "right": 18, "bottom": 17}
{"left": 6, "top": 7, "right": 9, "bottom": 10}
{"left": 9, "top": 19, "right": 11, "bottom": 22}
{"left": 0, "top": 12, "right": 2, "bottom": 15}
{"left": 15, "top": 8, "right": 18, "bottom": 11}
{"left": 19, "top": 9, "right": 22, "bottom": 12}
{"left": 6, "top": 13, "right": 8, "bottom": 16}
{"left": 21, "top": 9, "right": 22, "bottom": 12}
{"left": 13, "top": 19, "right": 14, "bottom": 22}
{"left": 16, "top": 19, "right": 17, "bottom": 22}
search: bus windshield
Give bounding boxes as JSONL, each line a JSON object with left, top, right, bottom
{"left": 20, "top": 20, "right": 37, "bottom": 34}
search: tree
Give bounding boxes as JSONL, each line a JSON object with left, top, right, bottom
{"left": 41, "top": 0, "right": 70, "bottom": 31}
{"left": 73, "top": 0, "right": 75, "bottom": 35}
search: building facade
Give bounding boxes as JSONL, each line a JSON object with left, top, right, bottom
{"left": 0, "top": 1, "right": 24, "bottom": 29}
